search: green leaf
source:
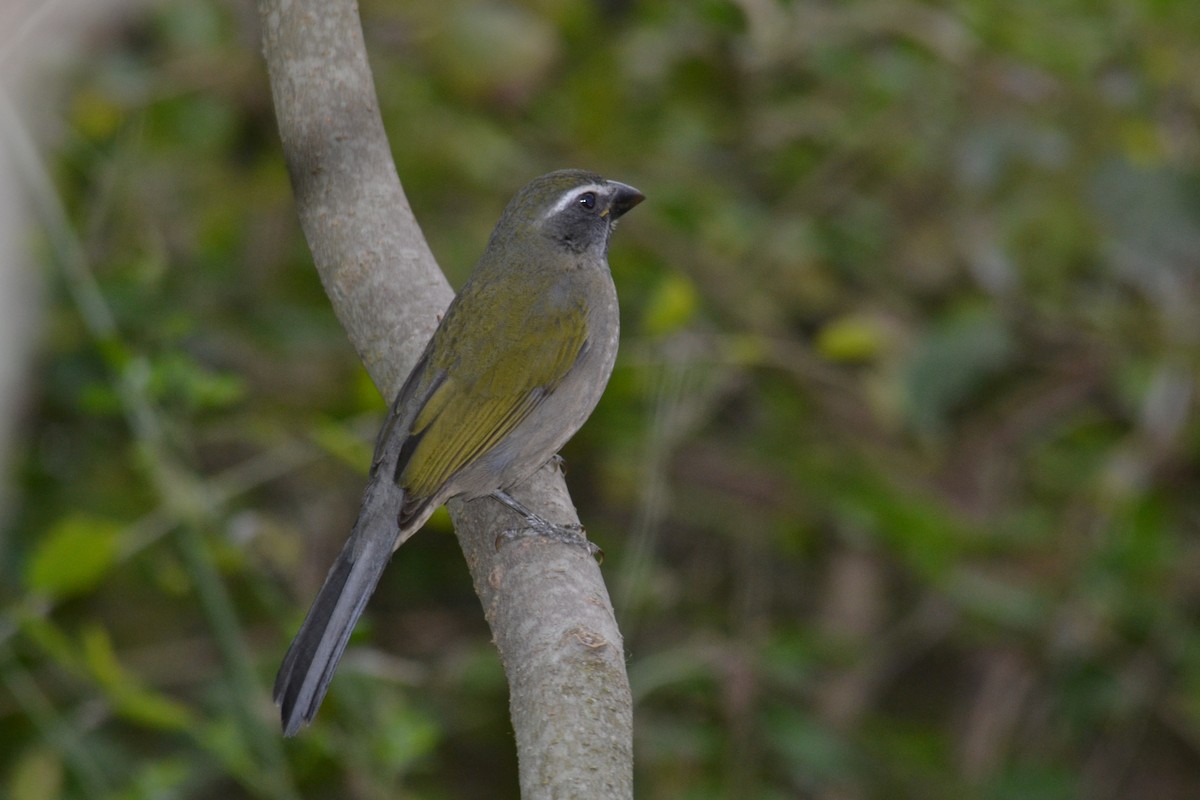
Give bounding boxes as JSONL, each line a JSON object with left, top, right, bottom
{"left": 816, "top": 313, "right": 886, "bottom": 363}
{"left": 18, "top": 616, "right": 84, "bottom": 678}
{"left": 147, "top": 352, "right": 245, "bottom": 411}
{"left": 763, "top": 706, "right": 857, "bottom": 787}
{"left": 26, "top": 515, "right": 123, "bottom": 599}
{"left": 8, "top": 746, "right": 63, "bottom": 800}
{"left": 198, "top": 716, "right": 257, "bottom": 784}
{"left": 372, "top": 706, "right": 440, "bottom": 769}
{"left": 311, "top": 417, "right": 374, "bottom": 471}
{"left": 643, "top": 273, "right": 699, "bottom": 335}
{"left": 903, "top": 307, "right": 1014, "bottom": 435}
{"left": 109, "top": 758, "right": 192, "bottom": 800}
{"left": 82, "top": 626, "right": 193, "bottom": 732}
{"left": 69, "top": 88, "right": 123, "bottom": 142}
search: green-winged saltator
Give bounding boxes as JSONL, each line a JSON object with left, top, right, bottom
{"left": 274, "top": 169, "right": 644, "bottom": 735}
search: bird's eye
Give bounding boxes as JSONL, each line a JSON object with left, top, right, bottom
{"left": 577, "top": 192, "right": 597, "bottom": 210}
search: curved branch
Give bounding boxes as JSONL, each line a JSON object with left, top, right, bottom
{"left": 256, "top": 2, "right": 632, "bottom": 796}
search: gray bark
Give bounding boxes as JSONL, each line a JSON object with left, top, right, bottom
{"left": 255, "top": 2, "right": 633, "bottom": 796}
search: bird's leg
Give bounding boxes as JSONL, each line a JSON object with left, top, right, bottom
{"left": 491, "top": 489, "right": 601, "bottom": 559}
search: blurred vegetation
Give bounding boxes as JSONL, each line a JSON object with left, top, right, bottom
{"left": 4, "top": 0, "right": 1200, "bottom": 797}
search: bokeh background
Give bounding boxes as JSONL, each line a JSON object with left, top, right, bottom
{"left": 4, "top": 0, "right": 1200, "bottom": 798}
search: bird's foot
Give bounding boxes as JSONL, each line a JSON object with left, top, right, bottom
{"left": 495, "top": 520, "right": 602, "bottom": 560}
{"left": 491, "top": 490, "right": 603, "bottom": 561}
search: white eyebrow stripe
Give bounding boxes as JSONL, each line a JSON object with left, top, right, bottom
{"left": 543, "top": 183, "right": 606, "bottom": 219}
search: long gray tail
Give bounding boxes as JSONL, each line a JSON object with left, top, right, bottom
{"left": 273, "top": 479, "right": 402, "bottom": 736}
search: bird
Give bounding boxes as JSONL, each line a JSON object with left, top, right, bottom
{"left": 274, "top": 169, "right": 644, "bottom": 736}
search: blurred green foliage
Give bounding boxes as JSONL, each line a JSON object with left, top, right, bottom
{"left": 5, "top": 0, "right": 1200, "bottom": 797}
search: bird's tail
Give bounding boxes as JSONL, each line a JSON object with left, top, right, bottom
{"left": 273, "top": 478, "right": 403, "bottom": 736}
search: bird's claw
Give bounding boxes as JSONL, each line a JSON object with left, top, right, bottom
{"left": 495, "top": 521, "right": 602, "bottom": 562}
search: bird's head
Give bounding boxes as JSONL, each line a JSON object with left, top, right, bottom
{"left": 492, "top": 169, "right": 644, "bottom": 257}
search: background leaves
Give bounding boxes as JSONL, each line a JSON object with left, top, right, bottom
{"left": 4, "top": 0, "right": 1200, "bottom": 798}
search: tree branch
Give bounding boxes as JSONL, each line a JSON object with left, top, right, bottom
{"left": 256, "top": 2, "right": 632, "bottom": 796}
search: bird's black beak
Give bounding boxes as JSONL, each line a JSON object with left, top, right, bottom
{"left": 605, "top": 181, "right": 645, "bottom": 220}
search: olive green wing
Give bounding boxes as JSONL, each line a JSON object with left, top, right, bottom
{"left": 395, "top": 300, "right": 589, "bottom": 518}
